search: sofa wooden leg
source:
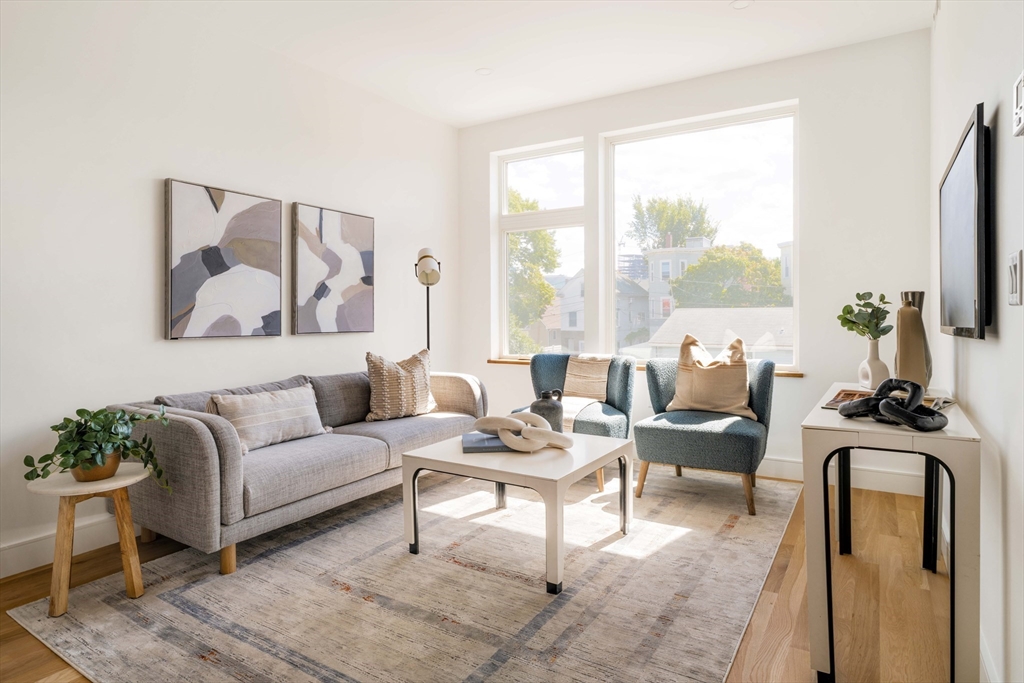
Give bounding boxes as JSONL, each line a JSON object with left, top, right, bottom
{"left": 751, "top": 472, "right": 756, "bottom": 487}
{"left": 140, "top": 527, "right": 157, "bottom": 543}
{"left": 635, "top": 461, "right": 650, "bottom": 498}
{"left": 741, "top": 474, "right": 756, "bottom": 516}
{"left": 596, "top": 467, "right": 605, "bottom": 492}
{"left": 220, "top": 544, "right": 236, "bottom": 575}
{"left": 674, "top": 465, "right": 682, "bottom": 477}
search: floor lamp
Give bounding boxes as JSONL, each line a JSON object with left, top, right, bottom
{"left": 415, "top": 248, "right": 440, "bottom": 350}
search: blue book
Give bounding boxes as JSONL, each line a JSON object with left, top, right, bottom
{"left": 461, "top": 431, "right": 515, "bottom": 453}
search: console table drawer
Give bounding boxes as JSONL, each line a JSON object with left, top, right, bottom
{"left": 859, "top": 432, "right": 914, "bottom": 452}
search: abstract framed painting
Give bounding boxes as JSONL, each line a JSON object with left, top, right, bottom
{"left": 292, "top": 202, "right": 374, "bottom": 334}
{"left": 165, "top": 179, "right": 282, "bottom": 339}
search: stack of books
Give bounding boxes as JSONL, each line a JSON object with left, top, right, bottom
{"left": 461, "top": 431, "right": 515, "bottom": 453}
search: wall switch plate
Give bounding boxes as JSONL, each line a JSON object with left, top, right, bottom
{"left": 1010, "top": 250, "right": 1023, "bottom": 306}
{"left": 1014, "top": 71, "right": 1024, "bottom": 137}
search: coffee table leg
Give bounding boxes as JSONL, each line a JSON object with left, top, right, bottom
{"left": 404, "top": 467, "right": 422, "bottom": 554}
{"left": 619, "top": 452, "right": 633, "bottom": 535}
{"left": 49, "top": 496, "right": 77, "bottom": 617}
{"left": 495, "top": 482, "right": 507, "bottom": 510}
{"left": 541, "top": 485, "right": 565, "bottom": 594}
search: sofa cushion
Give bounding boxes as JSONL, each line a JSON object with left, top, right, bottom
{"left": 208, "top": 384, "right": 326, "bottom": 454}
{"left": 242, "top": 433, "right": 387, "bottom": 516}
{"left": 332, "top": 412, "right": 475, "bottom": 469}
{"left": 633, "top": 410, "right": 767, "bottom": 474}
{"left": 365, "top": 349, "right": 436, "bottom": 421}
{"left": 308, "top": 372, "right": 371, "bottom": 427}
{"left": 155, "top": 375, "right": 309, "bottom": 413}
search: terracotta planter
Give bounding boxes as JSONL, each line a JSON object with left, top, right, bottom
{"left": 71, "top": 451, "right": 121, "bottom": 482}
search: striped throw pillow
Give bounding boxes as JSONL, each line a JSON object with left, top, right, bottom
{"left": 365, "top": 349, "right": 436, "bottom": 421}
{"left": 207, "top": 383, "right": 326, "bottom": 453}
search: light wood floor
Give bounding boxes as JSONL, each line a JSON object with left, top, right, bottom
{"left": 0, "top": 486, "right": 948, "bottom": 683}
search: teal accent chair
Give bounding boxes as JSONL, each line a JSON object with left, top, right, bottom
{"left": 633, "top": 358, "right": 774, "bottom": 514}
{"left": 514, "top": 353, "right": 636, "bottom": 490}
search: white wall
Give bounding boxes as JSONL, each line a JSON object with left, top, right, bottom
{"left": 458, "top": 31, "right": 932, "bottom": 490}
{"left": 0, "top": 2, "right": 460, "bottom": 577}
{"left": 929, "top": 2, "right": 1024, "bottom": 681}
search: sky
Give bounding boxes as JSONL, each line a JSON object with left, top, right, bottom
{"left": 505, "top": 115, "right": 794, "bottom": 278}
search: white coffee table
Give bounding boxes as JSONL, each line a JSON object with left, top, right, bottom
{"left": 402, "top": 433, "right": 634, "bottom": 594}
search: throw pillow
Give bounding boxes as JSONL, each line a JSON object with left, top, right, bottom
{"left": 365, "top": 349, "right": 437, "bottom": 421}
{"left": 207, "top": 383, "right": 326, "bottom": 454}
{"left": 563, "top": 355, "right": 611, "bottom": 402}
{"left": 666, "top": 334, "right": 756, "bottom": 420}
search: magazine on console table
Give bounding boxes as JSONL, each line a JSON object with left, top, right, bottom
{"left": 822, "top": 388, "right": 955, "bottom": 411}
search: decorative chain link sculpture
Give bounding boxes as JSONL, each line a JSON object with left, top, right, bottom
{"left": 472, "top": 413, "right": 574, "bottom": 452}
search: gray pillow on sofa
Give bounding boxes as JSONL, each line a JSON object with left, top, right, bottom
{"left": 206, "top": 383, "right": 326, "bottom": 454}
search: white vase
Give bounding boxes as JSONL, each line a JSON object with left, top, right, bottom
{"left": 858, "top": 338, "right": 890, "bottom": 389}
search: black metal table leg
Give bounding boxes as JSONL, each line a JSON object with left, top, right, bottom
{"left": 837, "top": 448, "right": 852, "bottom": 555}
{"left": 619, "top": 456, "right": 629, "bottom": 535}
{"left": 495, "top": 482, "right": 507, "bottom": 510}
{"left": 408, "top": 469, "right": 421, "bottom": 554}
{"left": 922, "top": 455, "right": 939, "bottom": 572}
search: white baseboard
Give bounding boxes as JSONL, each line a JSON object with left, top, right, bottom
{"left": 0, "top": 512, "right": 126, "bottom": 579}
{"left": 758, "top": 455, "right": 925, "bottom": 496}
{"left": 979, "top": 631, "right": 998, "bottom": 683}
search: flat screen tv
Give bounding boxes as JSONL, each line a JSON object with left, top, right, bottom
{"left": 939, "top": 103, "right": 991, "bottom": 338}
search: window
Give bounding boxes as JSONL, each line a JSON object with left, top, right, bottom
{"left": 495, "top": 106, "right": 797, "bottom": 371}
{"left": 612, "top": 113, "right": 795, "bottom": 365}
{"left": 499, "top": 147, "right": 585, "bottom": 356}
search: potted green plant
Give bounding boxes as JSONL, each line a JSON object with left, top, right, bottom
{"left": 837, "top": 292, "right": 893, "bottom": 389}
{"left": 24, "top": 407, "right": 171, "bottom": 489}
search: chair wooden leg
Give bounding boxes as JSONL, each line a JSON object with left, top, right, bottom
{"left": 596, "top": 467, "right": 605, "bottom": 492}
{"left": 140, "top": 527, "right": 157, "bottom": 543}
{"left": 635, "top": 461, "right": 650, "bottom": 498}
{"left": 674, "top": 465, "right": 682, "bottom": 477}
{"left": 220, "top": 544, "right": 236, "bottom": 575}
{"left": 741, "top": 473, "right": 756, "bottom": 516}
{"left": 751, "top": 472, "right": 756, "bottom": 487}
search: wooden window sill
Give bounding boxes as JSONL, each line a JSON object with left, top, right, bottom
{"left": 486, "top": 358, "right": 803, "bottom": 378}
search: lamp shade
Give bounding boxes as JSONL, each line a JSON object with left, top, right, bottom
{"left": 416, "top": 248, "right": 440, "bottom": 286}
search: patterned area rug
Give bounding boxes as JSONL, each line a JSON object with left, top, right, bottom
{"left": 10, "top": 467, "right": 801, "bottom": 683}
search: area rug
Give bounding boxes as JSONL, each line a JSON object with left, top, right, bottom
{"left": 9, "top": 467, "right": 801, "bottom": 683}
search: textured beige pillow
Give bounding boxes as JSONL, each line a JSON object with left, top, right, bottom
{"left": 366, "top": 349, "right": 437, "bottom": 422}
{"left": 666, "top": 335, "right": 756, "bottom": 420}
{"left": 207, "top": 383, "right": 326, "bottom": 454}
{"left": 563, "top": 355, "right": 611, "bottom": 401}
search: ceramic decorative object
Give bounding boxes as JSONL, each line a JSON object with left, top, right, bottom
{"left": 895, "top": 291, "right": 932, "bottom": 390}
{"left": 530, "top": 390, "right": 564, "bottom": 433}
{"left": 70, "top": 451, "right": 121, "bottom": 482}
{"left": 473, "top": 414, "right": 574, "bottom": 452}
{"left": 858, "top": 338, "right": 890, "bottom": 389}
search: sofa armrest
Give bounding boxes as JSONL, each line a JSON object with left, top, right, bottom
{"left": 431, "top": 372, "right": 488, "bottom": 418}
{"left": 106, "top": 404, "right": 231, "bottom": 553}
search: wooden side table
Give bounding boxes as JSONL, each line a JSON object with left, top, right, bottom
{"left": 27, "top": 462, "right": 150, "bottom": 617}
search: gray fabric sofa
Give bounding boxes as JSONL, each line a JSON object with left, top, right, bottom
{"left": 108, "top": 371, "right": 486, "bottom": 573}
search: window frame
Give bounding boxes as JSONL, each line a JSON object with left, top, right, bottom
{"left": 602, "top": 103, "right": 800, "bottom": 371}
{"left": 491, "top": 103, "right": 799, "bottom": 373}
{"left": 497, "top": 142, "right": 585, "bottom": 359}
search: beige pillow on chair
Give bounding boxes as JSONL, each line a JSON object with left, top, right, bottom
{"left": 666, "top": 334, "right": 756, "bottom": 420}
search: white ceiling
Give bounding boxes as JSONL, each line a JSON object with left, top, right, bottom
{"left": 189, "top": 1, "right": 934, "bottom": 127}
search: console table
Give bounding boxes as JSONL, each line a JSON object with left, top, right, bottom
{"left": 801, "top": 383, "right": 980, "bottom": 682}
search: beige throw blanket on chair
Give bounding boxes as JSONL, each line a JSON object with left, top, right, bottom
{"left": 561, "top": 355, "right": 611, "bottom": 431}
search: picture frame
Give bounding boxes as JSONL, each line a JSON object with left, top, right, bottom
{"left": 292, "top": 202, "right": 374, "bottom": 334}
{"left": 165, "top": 179, "right": 282, "bottom": 339}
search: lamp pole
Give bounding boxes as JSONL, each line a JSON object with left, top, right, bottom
{"left": 425, "top": 285, "right": 430, "bottom": 351}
